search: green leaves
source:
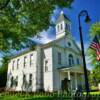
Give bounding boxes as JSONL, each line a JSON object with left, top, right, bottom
{"left": 90, "top": 22, "right": 100, "bottom": 38}
{"left": 0, "top": 0, "right": 73, "bottom": 52}
{"left": 88, "top": 22, "right": 100, "bottom": 66}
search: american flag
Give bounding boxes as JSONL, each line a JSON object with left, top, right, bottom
{"left": 90, "top": 35, "right": 100, "bottom": 61}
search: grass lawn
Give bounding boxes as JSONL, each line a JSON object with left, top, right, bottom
{"left": 0, "top": 95, "right": 56, "bottom": 100}
{"left": 83, "top": 91, "right": 100, "bottom": 95}
{"left": 0, "top": 93, "right": 65, "bottom": 100}
{"left": 0, "top": 91, "right": 100, "bottom": 100}
{"left": 90, "top": 91, "right": 100, "bottom": 95}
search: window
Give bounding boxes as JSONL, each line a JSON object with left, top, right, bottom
{"left": 61, "top": 23, "right": 63, "bottom": 30}
{"left": 57, "top": 23, "right": 63, "bottom": 32}
{"left": 15, "top": 76, "right": 18, "bottom": 87}
{"left": 58, "top": 52, "right": 61, "bottom": 65}
{"left": 17, "top": 59, "right": 20, "bottom": 69}
{"left": 29, "top": 74, "right": 32, "bottom": 86}
{"left": 24, "top": 56, "right": 27, "bottom": 67}
{"left": 23, "top": 74, "right": 26, "bottom": 84}
{"left": 68, "top": 54, "right": 74, "bottom": 66}
{"left": 66, "top": 24, "right": 70, "bottom": 31}
{"left": 45, "top": 60, "right": 48, "bottom": 72}
{"left": 10, "top": 76, "right": 14, "bottom": 87}
{"left": 57, "top": 24, "right": 60, "bottom": 32}
{"left": 66, "top": 24, "right": 68, "bottom": 30}
{"left": 77, "top": 58, "right": 80, "bottom": 65}
{"left": 12, "top": 61, "right": 15, "bottom": 70}
{"left": 30, "top": 54, "right": 33, "bottom": 66}
{"left": 68, "top": 42, "right": 71, "bottom": 47}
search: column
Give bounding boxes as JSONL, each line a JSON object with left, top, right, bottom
{"left": 68, "top": 71, "right": 70, "bottom": 80}
{"left": 81, "top": 74, "right": 84, "bottom": 89}
{"left": 75, "top": 73, "right": 78, "bottom": 90}
{"left": 68, "top": 71, "right": 72, "bottom": 90}
{"left": 59, "top": 71, "right": 61, "bottom": 91}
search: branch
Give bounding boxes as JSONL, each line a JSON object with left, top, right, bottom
{"left": 0, "top": 0, "right": 10, "bottom": 10}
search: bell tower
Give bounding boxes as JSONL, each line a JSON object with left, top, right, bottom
{"left": 55, "top": 11, "right": 71, "bottom": 39}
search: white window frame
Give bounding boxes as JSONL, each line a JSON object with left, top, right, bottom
{"left": 58, "top": 52, "right": 61, "bottom": 65}
{"left": 44, "top": 59, "right": 48, "bottom": 72}
{"left": 17, "top": 59, "right": 20, "bottom": 69}
{"left": 24, "top": 56, "right": 27, "bottom": 68}
{"left": 30, "top": 54, "right": 34, "bottom": 66}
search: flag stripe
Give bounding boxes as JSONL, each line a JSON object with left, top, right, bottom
{"left": 90, "top": 36, "right": 100, "bottom": 61}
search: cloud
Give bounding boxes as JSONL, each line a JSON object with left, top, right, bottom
{"left": 33, "top": 27, "right": 56, "bottom": 44}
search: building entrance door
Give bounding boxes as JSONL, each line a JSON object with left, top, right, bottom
{"left": 61, "top": 78, "right": 70, "bottom": 92}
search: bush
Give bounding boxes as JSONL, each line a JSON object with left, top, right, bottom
{"left": 90, "top": 86, "right": 98, "bottom": 92}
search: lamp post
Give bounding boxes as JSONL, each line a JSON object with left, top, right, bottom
{"left": 78, "top": 10, "right": 91, "bottom": 94}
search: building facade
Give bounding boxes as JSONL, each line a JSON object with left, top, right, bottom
{"left": 6, "top": 11, "right": 85, "bottom": 92}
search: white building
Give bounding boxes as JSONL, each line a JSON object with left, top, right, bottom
{"left": 6, "top": 11, "right": 85, "bottom": 92}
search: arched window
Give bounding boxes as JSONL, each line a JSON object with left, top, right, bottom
{"left": 68, "top": 42, "right": 71, "bottom": 47}
{"left": 68, "top": 54, "right": 74, "bottom": 66}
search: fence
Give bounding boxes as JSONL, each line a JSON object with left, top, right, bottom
{"left": 0, "top": 91, "right": 100, "bottom": 100}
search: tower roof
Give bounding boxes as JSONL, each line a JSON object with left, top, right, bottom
{"left": 56, "top": 11, "right": 70, "bottom": 24}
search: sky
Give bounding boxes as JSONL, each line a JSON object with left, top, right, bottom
{"left": 37, "top": 0, "right": 100, "bottom": 45}
{"left": 0, "top": 0, "right": 100, "bottom": 69}
{"left": 36, "top": 0, "right": 100, "bottom": 69}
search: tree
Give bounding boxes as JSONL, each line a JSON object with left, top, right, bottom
{"left": 0, "top": 0, "right": 73, "bottom": 52}
{"left": 88, "top": 22, "right": 100, "bottom": 87}
{"left": 0, "top": 56, "right": 9, "bottom": 87}
{"left": 90, "top": 22, "right": 100, "bottom": 37}
{"left": 88, "top": 22, "right": 100, "bottom": 65}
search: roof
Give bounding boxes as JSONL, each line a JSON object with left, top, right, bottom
{"left": 58, "top": 65, "right": 84, "bottom": 73}
{"left": 9, "top": 40, "right": 42, "bottom": 60}
{"left": 42, "top": 36, "right": 81, "bottom": 54}
{"left": 10, "top": 35, "right": 81, "bottom": 60}
{"left": 56, "top": 11, "right": 70, "bottom": 24}
{"left": 9, "top": 36, "right": 67, "bottom": 60}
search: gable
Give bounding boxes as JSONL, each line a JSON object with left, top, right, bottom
{"left": 54, "top": 36, "right": 81, "bottom": 54}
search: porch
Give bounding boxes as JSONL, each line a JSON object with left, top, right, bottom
{"left": 58, "top": 66, "right": 84, "bottom": 91}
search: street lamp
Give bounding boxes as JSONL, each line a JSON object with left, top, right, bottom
{"left": 78, "top": 10, "right": 91, "bottom": 94}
